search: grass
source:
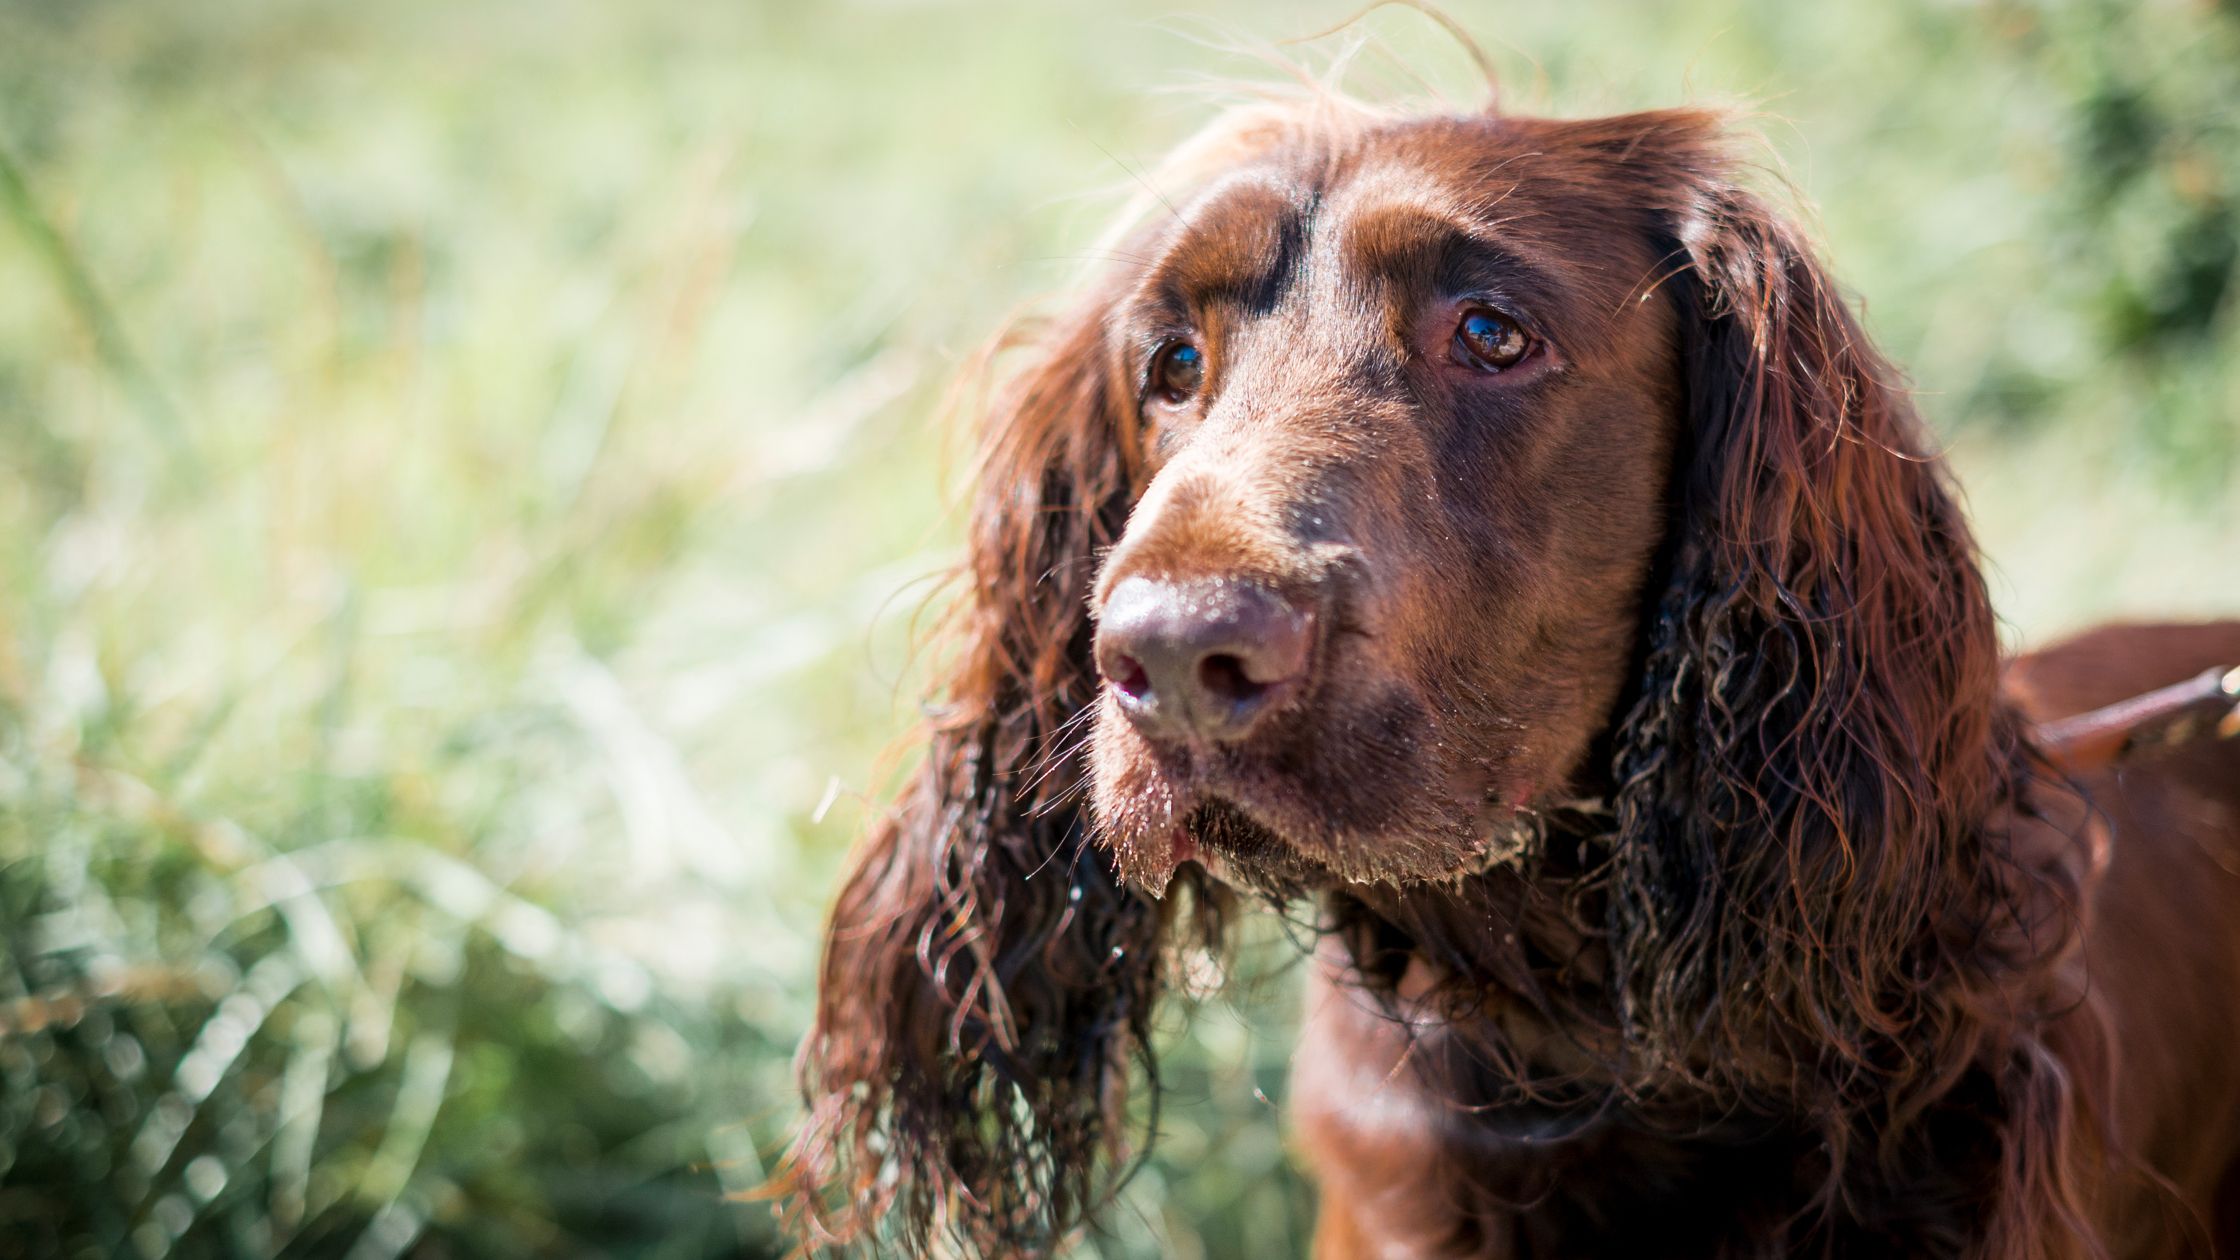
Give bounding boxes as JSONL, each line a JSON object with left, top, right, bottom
{"left": 0, "top": 0, "right": 2233, "bottom": 1255}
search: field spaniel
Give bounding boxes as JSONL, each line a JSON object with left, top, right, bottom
{"left": 776, "top": 96, "right": 2240, "bottom": 1259}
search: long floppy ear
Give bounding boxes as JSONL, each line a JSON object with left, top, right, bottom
{"left": 1578, "top": 112, "right": 2116, "bottom": 1260}
{"left": 776, "top": 298, "right": 1174, "bottom": 1255}
{"left": 1602, "top": 117, "right": 2016, "bottom": 1102}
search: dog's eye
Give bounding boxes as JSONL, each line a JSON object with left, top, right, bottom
{"left": 1150, "top": 342, "right": 1204, "bottom": 404}
{"left": 1453, "top": 308, "right": 1532, "bottom": 372}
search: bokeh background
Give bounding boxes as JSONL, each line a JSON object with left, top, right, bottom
{"left": 1, "top": 1, "right": 2235, "bottom": 1256}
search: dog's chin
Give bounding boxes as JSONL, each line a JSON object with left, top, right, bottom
{"left": 1086, "top": 698, "right": 1529, "bottom": 897}
{"left": 1177, "top": 799, "right": 1332, "bottom": 898}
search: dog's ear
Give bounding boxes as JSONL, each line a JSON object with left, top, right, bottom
{"left": 1600, "top": 114, "right": 2013, "bottom": 1092}
{"left": 1586, "top": 112, "right": 2121, "bottom": 1259}
{"left": 777, "top": 103, "right": 1321, "bottom": 1254}
{"left": 776, "top": 294, "right": 1174, "bottom": 1256}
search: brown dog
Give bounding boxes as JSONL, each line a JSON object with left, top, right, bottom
{"left": 779, "top": 96, "right": 2240, "bottom": 1258}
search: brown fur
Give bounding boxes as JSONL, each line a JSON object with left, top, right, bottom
{"left": 776, "top": 98, "right": 2240, "bottom": 1258}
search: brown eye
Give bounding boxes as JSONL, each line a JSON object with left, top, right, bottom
{"left": 1151, "top": 341, "right": 1204, "bottom": 403}
{"left": 1453, "top": 308, "right": 1532, "bottom": 372}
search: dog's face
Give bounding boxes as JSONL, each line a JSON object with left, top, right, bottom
{"left": 1087, "top": 116, "right": 1686, "bottom": 892}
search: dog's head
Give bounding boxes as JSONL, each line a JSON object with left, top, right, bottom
{"left": 1084, "top": 110, "right": 1695, "bottom": 894}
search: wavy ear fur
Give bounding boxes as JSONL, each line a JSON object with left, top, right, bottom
{"left": 1593, "top": 112, "right": 2104, "bottom": 1254}
{"left": 776, "top": 298, "right": 1179, "bottom": 1256}
{"left": 1610, "top": 139, "right": 2010, "bottom": 1085}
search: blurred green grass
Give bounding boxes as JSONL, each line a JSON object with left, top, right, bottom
{"left": 0, "top": 1, "right": 2233, "bottom": 1256}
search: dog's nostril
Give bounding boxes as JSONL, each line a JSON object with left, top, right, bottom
{"left": 1112, "top": 654, "right": 1154, "bottom": 701}
{"left": 1197, "top": 653, "right": 1268, "bottom": 707}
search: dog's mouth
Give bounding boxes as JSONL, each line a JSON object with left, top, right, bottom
{"left": 1088, "top": 667, "right": 1556, "bottom": 895}
{"left": 1173, "top": 798, "right": 1325, "bottom": 898}
{"left": 1106, "top": 752, "right": 1542, "bottom": 899}
{"left": 1178, "top": 794, "right": 1541, "bottom": 893}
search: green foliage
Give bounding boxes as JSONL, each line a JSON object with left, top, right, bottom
{"left": 0, "top": 788, "right": 776, "bottom": 1257}
{"left": 0, "top": 1, "right": 2234, "bottom": 1256}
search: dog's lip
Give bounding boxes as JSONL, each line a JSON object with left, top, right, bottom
{"left": 1166, "top": 826, "right": 1201, "bottom": 871}
{"left": 1143, "top": 770, "right": 1541, "bottom": 891}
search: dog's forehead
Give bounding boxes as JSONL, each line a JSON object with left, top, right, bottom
{"left": 1162, "top": 122, "right": 1654, "bottom": 275}
{"left": 1334, "top": 121, "right": 1671, "bottom": 261}
{"left": 1137, "top": 122, "right": 1661, "bottom": 356}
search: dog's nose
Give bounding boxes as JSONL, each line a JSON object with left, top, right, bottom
{"left": 1094, "top": 576, "right": 1315, "bottom": 743}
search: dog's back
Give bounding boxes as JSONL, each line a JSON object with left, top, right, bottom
{"left": 2008, "top": 621, "right": 2240, "bottom": 1255}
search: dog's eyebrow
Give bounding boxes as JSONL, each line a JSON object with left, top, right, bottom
{"left": 1143, "top": 177, "right": 1303, "bottom": 316}
{"left": 1337, "top": 201, "right": 1561, "bottom": 305}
